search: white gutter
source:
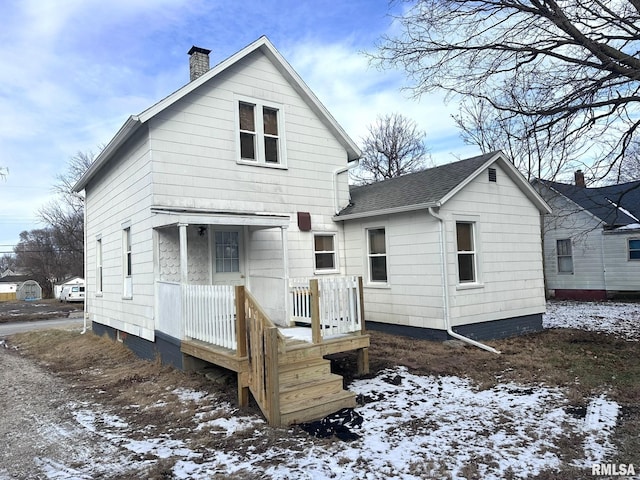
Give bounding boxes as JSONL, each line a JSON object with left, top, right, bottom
{"left": 428, "top": 207, "right": 501, "bottom": 354}
{"left": 333, "top": 160, "right": 359, "bottom": 215}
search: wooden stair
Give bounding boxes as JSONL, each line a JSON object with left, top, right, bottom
{"left": 277, "top": 354, "right": 356, "bottom": 426}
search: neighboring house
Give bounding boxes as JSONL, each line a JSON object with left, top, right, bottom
{"left": 0, "top": 275, "right": 32, "bottom": 301}
{"left": 54, "top": 277, "right": 85, "bottom": 300}
{"left": 336, "top": 152, "right": 551, "bottom": 341}
{"left": 73, "top": 37, "right": 550, "bottom": 424}
{"left": 534, "top": 172, "right": 640, "bottom": 300}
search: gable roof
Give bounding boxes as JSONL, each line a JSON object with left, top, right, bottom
{"left": 0, "top": 275, "right": 31, "bottom": 284}
{"left": 336, "top": 151, "right": 551, "bottom": 220}
{"left": 74, "top": 36, "right": 360, "bottom": 192}
{"left": 537, "top": 178, "right": 640, "bottom": 227}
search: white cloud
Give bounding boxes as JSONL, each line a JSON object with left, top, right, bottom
{"left": 284, "top": 39, "right": 476, "bottom": 162}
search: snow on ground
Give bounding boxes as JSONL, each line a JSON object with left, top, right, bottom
{"left": 27, "top": 301, "right": 640, "bottom": 478}
{"left": 544, "top": 300, "right": 640, "bottom": 340}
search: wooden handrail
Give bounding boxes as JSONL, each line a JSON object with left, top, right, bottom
{"left": 309, "top": 278, "right": 321, "bottom": 344}
{"left": 241, "top": 286, "right": 283, "bottom": 426}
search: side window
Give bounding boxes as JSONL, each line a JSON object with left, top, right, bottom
{"left": 367, "top": 228, "right": 387, "bottom": 283}
{"left": 557, "top": 238, "right": 573, "bottom": 274}
{"left": 314, "top": 234, "right": 337, "bottom": 272}
{"left": 456, "top": 222, "right": 476, "bottom": 283}
{"left": 123, "top": 227, "right": 132, "bottom": 298}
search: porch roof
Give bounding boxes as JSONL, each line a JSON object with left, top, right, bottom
{"left": 151, "top": 206, "right": 290, "bottom": 229}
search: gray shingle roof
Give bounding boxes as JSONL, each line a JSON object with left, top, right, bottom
{"left": 539, "top": 178, "right": 640, "bottom": 227}
{"left": 337, "top": 152, "right": 498, "bottom": 217}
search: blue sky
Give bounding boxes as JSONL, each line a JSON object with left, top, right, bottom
{"left": 0, "top": 0, "right": 477, "bottom": 251}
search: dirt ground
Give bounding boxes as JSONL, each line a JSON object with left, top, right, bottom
{"left": 1, "top": 321, "right": 638, "bottom": 479}
{"left": 0, "top": 299, "right": 83, "bottom": 324}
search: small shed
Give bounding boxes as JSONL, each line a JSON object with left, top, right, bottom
{"left": 54, "top": 277, "right": 85, "bottom": 300}
{"left": 16, "top": 280, "right": 42, "bottom": 301}
{"left": 0, "top": 275, "right": 31, "bottom": 301}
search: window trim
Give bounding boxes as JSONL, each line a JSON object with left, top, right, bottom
{"left": 96, "top": 236, "right": 103, "bottom": 295}
{"left": 123, "top": 226, "right": 132, "bottom": 299}
{"left": 455, "top": 221, "right": 478, "bottom": 285}
{"left": 235, "top": 95, "right": 287, "bottom": 169}
{"left": 556, "top": 238, "right": 574, "bottom": 274}
{"left": 313, "top": 232, "right": 338, "bottom": 274}
{"left": 366, "top": 227, "right": 389, "bottom": 286}
{"left": 628, "top": 238, "right": 640, "bottom": 261}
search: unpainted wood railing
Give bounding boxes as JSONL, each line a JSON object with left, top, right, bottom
{"left": 236, "top": 285, "right": 283, "bottom": 426}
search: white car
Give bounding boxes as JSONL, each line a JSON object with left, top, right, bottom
{"left": 60, "top": 285, "right": 85, "bottom": 302}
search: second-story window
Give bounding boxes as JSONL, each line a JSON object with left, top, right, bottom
{"left": 237, "top": 98, "right": 285, "bottom": 167}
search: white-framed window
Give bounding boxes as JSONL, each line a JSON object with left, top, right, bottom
{"left": 628, "top": 239, "right": 640, "bottom": 260}
{"left": 367, "top": 228, "right": 387, "bottom": 283}
{"left": 314, "top": 233, "right": 337, "bottom": 272}
{"left": 556, "top": 238, "right": 573, "bottom": 274}
{"left": 96, "top": 237, "right": 103, "bottom": 294}
{"left": 456, "top": 222, "right": 477, "bottom": 283}
{"left": 123, "top": 227, "right": 132, "bottom": 298}
{"left": 237, "top": 97, "right": 286, "bottom": 167}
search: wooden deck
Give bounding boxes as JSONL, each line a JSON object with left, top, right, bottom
{"left": 180, "top": 284, "right": 370, "bottom": 426}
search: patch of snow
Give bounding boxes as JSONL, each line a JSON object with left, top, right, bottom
{"left": 544, "top": 300, "right": 640, "bottom": 341}
{"left": 578, "top": 395, "right": 619, "bottom": 466}
{"left": 172, "top": 387, "right": 208, "bottom": 403}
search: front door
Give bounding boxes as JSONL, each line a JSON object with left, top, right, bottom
{"left": 212, "top": 229, "right": 245, "bottom": 285}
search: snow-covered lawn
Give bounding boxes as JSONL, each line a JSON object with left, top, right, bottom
{"left": 544, "top": 300, "right": 640, "bottom": 341}
{"left": 12, "top": 301, "right": 640, "bottom": 478}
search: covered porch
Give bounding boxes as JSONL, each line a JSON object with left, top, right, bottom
{"left": 151, "top": 207, "right": 369, "bottom": 426}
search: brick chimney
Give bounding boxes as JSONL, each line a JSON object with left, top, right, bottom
{"left": 188, "top": 46, "right": 211, "bottom": 82}
{"left": 574, "top": 170, "right": 586, "bottom": 187}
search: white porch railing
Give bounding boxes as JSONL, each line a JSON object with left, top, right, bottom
{"left": 183, "top": 284, "right": 236, "bottom": 350}
{"left": 290, "top": 276, "right": 363, "bottom": 337}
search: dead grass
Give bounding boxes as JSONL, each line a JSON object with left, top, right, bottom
{"left": 6, "top": 326, "right": 640, "bottom": 475}
{"left": 0, "top": 299, "right": 83, "bottom": 323}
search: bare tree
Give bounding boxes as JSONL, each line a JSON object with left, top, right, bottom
{"left": 454, "top": 97, "right": 587, "bottom": 181}
{"left": 375, "top": 0, "right": 640, "bottom": 180}
{"left": 352, "top": 113, "right": 430, "bottom": 184}
{"left": 37, "top": 150, "right": 95, "bottom": 283}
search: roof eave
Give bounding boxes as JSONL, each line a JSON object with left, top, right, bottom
{"left": 333, "top": 202, "right": 441, "bottom": 222}
{"left": 72, "top": 115, "right": 142, "bottom": 192}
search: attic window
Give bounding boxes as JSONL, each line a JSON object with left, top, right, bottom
{"left": 488, "top": 168, "right": 497, "bottom": 182}
{"left": 236, "top": 96, "right": 286, "bottom": 168}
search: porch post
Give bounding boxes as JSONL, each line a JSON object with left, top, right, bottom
{"left": 179, "top": 223, "right": 188, "bottom": 284}
{"left": 281, "top": 225, "right": 290, "bottom": 325}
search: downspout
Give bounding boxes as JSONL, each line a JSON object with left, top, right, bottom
{"left": 428, "top": 207, "right": 500, "bottom": 354}
{"left": 81, "top": 193, "right": 88, "bottom": 334}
